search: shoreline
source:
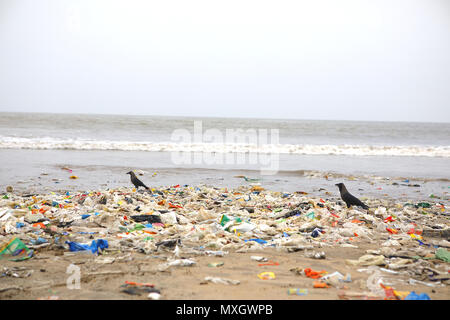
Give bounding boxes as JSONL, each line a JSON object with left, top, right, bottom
{"left": 1, "top": 149, "right": 449, "bottom": 203}
{"left": 3, "top": 167, "right": 449, "bottom": 203}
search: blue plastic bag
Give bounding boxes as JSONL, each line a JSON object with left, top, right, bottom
{"left": 30, "top": 237, "right": 48, "bottom": 245}
{"left": 66, "top": 239, "right": 108, "bottom": 254}
{"left": 16, "top": 222, "right": 25, "bottom": 228}
{"left": 244, "top": 238, "right": 267, "bottom": 245}
{"left": 311, "top": 228, "right": 323, "bottom": 238}
{"left": 405, "top": 291, "right": 431, "bottom": 300}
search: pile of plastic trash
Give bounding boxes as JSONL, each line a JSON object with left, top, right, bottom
{"left": 0, "top": 184, "right": 448, "bottom": 299}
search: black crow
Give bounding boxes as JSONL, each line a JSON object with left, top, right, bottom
{"left": 335, "top": 182, "right": 369, "bottom": 209}
{"left": 127, "top": 171, "right": 150, "bottom": 190}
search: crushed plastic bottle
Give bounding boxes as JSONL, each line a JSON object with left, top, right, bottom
{"left": 287, "top": 288, "right": 308, "bottom": 296}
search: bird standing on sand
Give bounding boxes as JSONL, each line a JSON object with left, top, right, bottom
{"left": 335, "top": 182, "right": 369, "bottom": 209}
{"left": 127, "top": 171, "right": 150, "bottom": 190}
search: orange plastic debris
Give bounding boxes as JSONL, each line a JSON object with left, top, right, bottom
{"left": 380, "top": 283, "right": 399, "bottom": 300}
{"left": 258, "top": 261, "right": 280, "bottom": 267}
{"left": 125, "top": 281, "right": 154, "bottom": 287}
{"left": 386, "top": 228, "right": 398, "bottom": 234}
{"left": 303, "top": 268, "right": 327, "bottom": 279}
{"left": 142, "top": 230, "right": 157, "bottom": 235}
{"left": 313, "top": 281, "right": 330, "bottom": 288}
{"left": 407, "top": 228, "right": 422, "bottom": 235}
{"left": 32, "top": 222, "right": 46, "bottom": 228}
{"left": 330, "top": 212, "right": 340, "bottom": 218}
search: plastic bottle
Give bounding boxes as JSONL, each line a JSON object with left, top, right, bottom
{"left": 287, "top": 288, "right": 308, "bottom": 296}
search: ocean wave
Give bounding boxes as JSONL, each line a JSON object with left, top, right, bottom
{"left": 0, "top": 136, "right": 449, "bottom": 157}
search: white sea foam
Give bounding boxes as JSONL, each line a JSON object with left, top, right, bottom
{"left": 0, "top": 136, "right": 449, "bottom": 157}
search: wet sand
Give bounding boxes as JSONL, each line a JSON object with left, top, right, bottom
{"left": 1, "top": 244, "right": 449, "bottom": 300}
{"left": 1, "top": 149, "right": 449, "bottom": 202}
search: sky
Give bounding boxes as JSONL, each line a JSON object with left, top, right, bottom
{"left": 0, "top": 0, "right": 449, "bottom": 122}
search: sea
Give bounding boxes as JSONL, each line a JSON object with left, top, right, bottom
{"left": 0, "top": 112, "right": 449, "bottom": 201}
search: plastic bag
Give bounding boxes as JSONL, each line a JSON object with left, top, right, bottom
{"left": 435, "top": 248, "right": 450, "bottom": 262}
{"left": 204, "top": 277, "right": 240, "bottom": 285}
{"left": 366, "top": 268, "right": 385, "bottom": 296}
{"left": 405, "top": 291, "right": 431, "bottom": 300}
{"left": 244, "top": 238, "right": 267, "bottom": 245}
{"left": 0, "top": 237, "right": 33, "bottom": 261}
{"left": 65, "top": 239, "right": 108, "bottom": 254}
{"left": 130, "top": 215, "right": 162, "bottom": 224}
{"left": 229, "top": 222, "right": 256, "bottom": 233}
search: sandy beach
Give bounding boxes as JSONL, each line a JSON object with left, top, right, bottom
{"left": 1, "top": 243, "right": 449, "bottom": 300}
{"left": 1, "top": 181, "right": 449, "bottom": 301}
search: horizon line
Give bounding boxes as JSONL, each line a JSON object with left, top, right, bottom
{"left": 0, "top": 110, "right": 449, "bottom": 125}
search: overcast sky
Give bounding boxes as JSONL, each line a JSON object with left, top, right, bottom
{"left": 0, "top": 0, "right": 449, "bottom": 122}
